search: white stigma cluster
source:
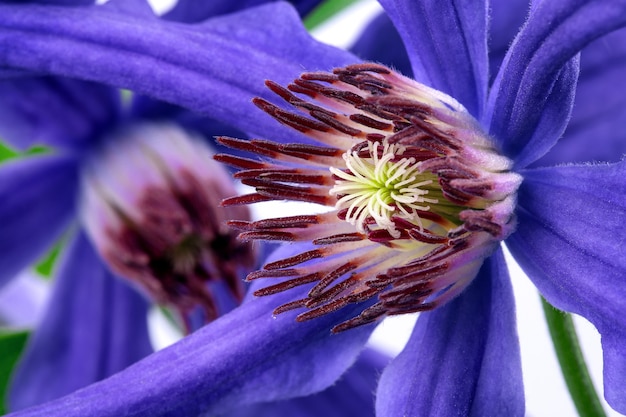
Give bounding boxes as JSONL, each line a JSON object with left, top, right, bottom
{"left": 329, "top": 140, "right": 438, "bottom": 238}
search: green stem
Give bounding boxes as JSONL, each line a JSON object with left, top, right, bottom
{"left": 541, "top": 296, "right": 607, "bottom": 417}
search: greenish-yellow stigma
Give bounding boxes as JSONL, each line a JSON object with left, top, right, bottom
{"left": 330, "top": 140, "right": 438, "bottom": 238}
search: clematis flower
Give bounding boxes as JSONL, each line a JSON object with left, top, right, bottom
{"left": 2, "top": 0, "right": 626, "bottom": 416}
{"left": 0, "top": 0, "right": 321, "bottom": 411}
{"left": 217, "top": 61, "right": 523, "bottom": 332}
{"left": 217, "top": 2, "right": 626, "bottom": 415}
{"left": 5, "top": 82, "right": 257, "bottom": 410}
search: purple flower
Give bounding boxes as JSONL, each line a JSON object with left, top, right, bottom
{"left": 218, "top": 62, "right": 523, "bottom": 332}
{"left": 1, "top": 0, "right": 626, "bottom": 416}
{"left": 0, "top": 0, "right": 311, "bottom": 411}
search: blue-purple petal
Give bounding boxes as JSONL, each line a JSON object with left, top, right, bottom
{"left": 487, "top": 0, "right": 529, "bottom": 84}
{"left": 0, "top": 77, "right": 119, "bottom": 151}
{"left": 25, "top": 0, "right": 94, "bottom": 5}
{"left": 376, "top": 249, "right": 524, "bottom": 417}
{"left": 163, "top": 0, "right": 321, "bottom": 23}
{"left": 0, "top": 155, "right": 77, "bottom": 289}
{"left": 0, "top": 2, "right": 357, "bottom": 143}
{"left": 532, "top": 28, "right": 626, "bottom": 167}
{"left": 11, "top": 243, "right": 372, "bottom": 417}
{"left": 226, "top": 348, "right": 388, "bottom": 417}
{"left": 507, "top": 161, "right": 626, "bottom": 413}
{"left": 103, "top": 0, "right": 156, "bottom": 17}
{"left": 378, "top": 0, "right": 488, "bottom": 116}
{"left": 486, "top": 0, "right": 626, "bottom": 168}
{"left": 350, "top": 13, "right": 412, "bottom": 77}
{"left": 130, "top": 97, "right": 248, "bottom": 152}
{"left": 8, "top": 230, "right": 153, "bottom": 411}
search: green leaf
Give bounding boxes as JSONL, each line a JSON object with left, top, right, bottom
{"left": 304, "top": 0, "right": 362, "bottom": 30}
{"left": 24, "top": 145, "right": 50, "bottom": 156}
{"left": 0, "top": 141, "right": 51, "bottom": 166}
{"left": 34, "top": 239, "right": 65, "bottom": 278}
{"left": 0, "top": 141, "right": 18, "bottom": 163}
{"left": 541, "top": 297, "right": 607, "bottom": 417}
{"left": 0, "top": 330, "right": 29, "bottom": 415}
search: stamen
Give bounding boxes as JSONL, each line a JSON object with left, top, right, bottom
{"left": 216, "top": 63, "right": 521, "bottom": 332}
{"left": 329, "top": 139, "right": 438, "bottom": 238}
{"left": 81, "top": 124, "right": 256, "bottom": 332}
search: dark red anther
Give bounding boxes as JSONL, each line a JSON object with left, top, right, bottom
{"left": 309, "top": 110, "right": 363, "bottom": 136}
{"left": 253, "top": 97, "right": 331, "bottom": 133}
{"left": 221, "top": 193, "right": 274, "bottom": 206}
{"left": 349, "top": 113, "right": 394, "bottom": 131}
{"left": 309, "top": 262, "right": 359, "bottom": 297}
{"left": 264, "top": 249, "right": 324, "bottom": 270}
{"left": 252, "top": 215, "right": 320, "bottom": 229}
{"left": 238, "top": 230, "right": 296, "bottom": 242}
{"left": 216, "top": 136, "right": 276, "bottom": 158}
{"left": 339, "top": 63, "right": 392, "bottom": 74}
{"left": 313, "top": 233, "right": 364, "bottom": 245}
{"left": 253, "top": 273, "right": 322, "bottom": 296}
{"left": 247, "top": 268, "right": 299, "bottom": 280}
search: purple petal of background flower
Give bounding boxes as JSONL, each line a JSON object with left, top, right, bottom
{"left": 130, "top": 96, "right": 250, "bottom": 157}
{"left": 0, "top": 77, "right": 118, "bottom": 151}
{"left": 8, "top": 230, "right": 153, "bottom": 412}
{"left": 10, "top": 244, "right": 373, "bottom": 417}
{"left": 349, "top": 13, "right": 412, "bottom": 78}
{"left": 0, "top": 155, "right": 77, "bottom": 289}
{"left": 376, "top": 249, "right": 524, "bottom": 417}
{"left": 28, "top": 0, "right": 94, "bottom": 5}
{"left": 0, "top": 271, "right": 48, "bottom": 328}
{"left": 508, "top": 160, "right": 626, "bottom": 413}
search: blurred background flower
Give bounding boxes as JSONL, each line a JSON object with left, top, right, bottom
{"left": 0, "top": 0, "right": 326, "bottom": 412}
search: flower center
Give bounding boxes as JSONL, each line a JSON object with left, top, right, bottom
{"left": 216, "top": 63, "right": 522, "bottom": 332}
{"left": 80, "top": 123, "right": 255, "bottom": 331}
{"left": 330, "top": 140, "right": 438, "bottom": 238}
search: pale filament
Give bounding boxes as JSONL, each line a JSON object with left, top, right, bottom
{"left": 330, "top": 140, "right": 439, "bottom": 237}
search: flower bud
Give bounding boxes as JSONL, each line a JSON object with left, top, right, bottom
{"left": 80, "top": 124, "right": 254, "bottom": 330}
